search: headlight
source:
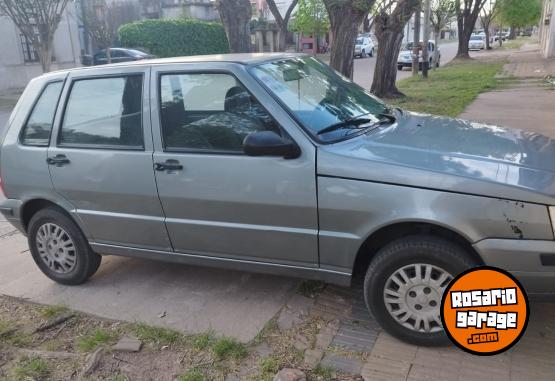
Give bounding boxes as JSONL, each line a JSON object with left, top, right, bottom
{"left": 549, "top": 206, "right": 555, "bottom": 233}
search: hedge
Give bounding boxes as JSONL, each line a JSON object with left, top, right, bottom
{"left": 118, "top": 19, "right": 229, "bottom": 58}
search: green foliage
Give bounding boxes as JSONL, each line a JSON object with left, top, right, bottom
{"left": 191, "top": 331, "right": 215, "bottom": 351}
{"left": 118, "top": 19, "right": 229, "bottom": 58}
{"left": 290, "top": 0, "right": 329, "bottom": 36}
{"left": 77, "top": 329, "right": 117, "bottom": 351}
{"left": 180, "top": 368, "right": 205, "bottom": 381}
{"left": 40, "top": 304, "right": 69, "bottom": 319}
{"left": 260, "top": 356, "right": 280, "bottom": 375}
{"left": 12, "top": 357, "right": 49, "bottom": 381}
{"left": 498, "top": 0, "right": 542, "bottom": 27}
{"left": 131, "top": 323, "right": 182, "bottom": 346}
{"left": 212, "top": 337, "right": 248, "bottom": 360}
{"left": 390, "top": 60, "right": 505, "bottom": 116}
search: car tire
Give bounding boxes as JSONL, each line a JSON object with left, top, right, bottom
{"left": 362, "top": 49, "right": 366, "bottom": 58}
{"left": 363, "top": 235, "right": 478, "bottom": 346}
{"left": 28, "top": 207, "right": 102, "bottom": 285}
{"left": 369, "top": 48, "right": 374, "bottom": 57}
{"left": 398, "top": 65, "right": 403, "bottom": 71}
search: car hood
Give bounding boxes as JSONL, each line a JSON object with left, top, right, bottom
{"left": 317, "top": 111, "right": 555, "bottom": 204}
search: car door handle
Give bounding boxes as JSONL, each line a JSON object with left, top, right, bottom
{"left": 154, "top": 160, "right": 183, "bottom": 171}
{"left": 46, "top": 154, "right": 70, "bottom": 166}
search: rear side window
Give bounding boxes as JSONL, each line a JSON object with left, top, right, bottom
{"left": 59, "top": 75, "right": 143, "bottom": 148}
{"left": 21, "top": 81, "right": 63, "bottom": 146}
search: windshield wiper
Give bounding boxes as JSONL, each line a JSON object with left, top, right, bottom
{"left": 317, "top": 117, "right": 372, "bottom": 135}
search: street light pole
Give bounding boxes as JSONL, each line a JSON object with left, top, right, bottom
{"left": 422, "top": 0, "right": 431, "bottom": 78}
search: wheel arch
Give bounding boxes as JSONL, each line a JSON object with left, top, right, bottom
{"left": 351, "top": 221, "right": 484, "bottom": 280}
{"left": 20, "top": 198, "right": 90, "bottom": 239}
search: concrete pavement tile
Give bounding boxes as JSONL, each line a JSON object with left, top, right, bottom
{"left": 320, "top": 353, "right": 363, "bottom": 375}
{"left": 361, "top": 355, "right": 411, "bottom": 380}
{"left": 407, "top": 364, "right": 460, "bottom": 381}
{"left": 369, "top": 332, "right": 417, "bottom": 363}
{"left": 0, "top": 232, "right": 297, "bottom": 342}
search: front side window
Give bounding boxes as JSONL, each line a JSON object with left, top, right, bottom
{"left": 159, "top": 73, "right": 280, "bottom": 152}
{"left": 59, "top": 75, "right": 143, "bottom": 148}
{"left": 21, "top": 81, "right": 63, "bottom": 146}
{"left": 251, "top": 56, "right": 389, "bottom": 141}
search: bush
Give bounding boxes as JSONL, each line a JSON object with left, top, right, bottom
{"left": 119, "top": 19, "right": 229, "bottom": 58}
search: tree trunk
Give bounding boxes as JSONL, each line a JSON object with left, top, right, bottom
{"left": 266, "top": 0, "right": 298, "bottom": 52}
{"left": 484, "top": 23, "right": 491, "bottom": 50}
{"left": 323, "top": 0, "right": 375, "bottom": 79}
{"left": 216, "top": 0, "right": 252, "bottom": 53}
{"left": 509, "top": 26, "right": 516, "bottom": 39}
{"left": 422, "top": 0, "right": 431, "bottom": 78}
{"left": 371, "top": 0, "right": 420, "bottom": 98}
{"left": 371, "top": 29, "right": 405, "bottom": 97}
{"left": 37, "top": 40, "right": 52, "bottom": 73}
{"left": 412, "top": 7, "right": 421, "bottom": 76}
{"left": 455, "top": 0, "right": 484, "bottom": 59}
{"left": 434, "top": 27, "right": 440, "bottom": 67}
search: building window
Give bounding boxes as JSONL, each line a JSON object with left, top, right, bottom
{"left": 20, "top": 33, "right": 39, "bottom": 63}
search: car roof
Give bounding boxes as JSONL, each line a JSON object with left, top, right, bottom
{"left": 51, "top": 52, "right": 306, "bottom": 75}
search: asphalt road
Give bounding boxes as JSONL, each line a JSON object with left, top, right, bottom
{"left": 352, "top": 41, "right": 459, "bottom": 89}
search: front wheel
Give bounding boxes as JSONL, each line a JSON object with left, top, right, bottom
{"left": 363, "top": 235, "right": 478, "bottom": 346}
{"left": 369, "top": 48, "right": 374, "bottom": 57}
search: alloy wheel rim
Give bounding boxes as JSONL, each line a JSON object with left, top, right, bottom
{"left": 36, "top": 223, "right": 77, "bottom": 274}
{"left": 383, "top": 263, "right": 453, "bottom": 333}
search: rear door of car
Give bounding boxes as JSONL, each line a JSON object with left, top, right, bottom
{"left": 47, "top": 65, "right": 172, "bottom": 251}
{"left": 150, "top": 62, "right": 319, "bottom": 268}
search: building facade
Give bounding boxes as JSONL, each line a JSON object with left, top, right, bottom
{"left": 540, "top": 0, "right": 555, "bottom": 58}
{"left": 0, "top": 3, "right": 81, "bottom": 91}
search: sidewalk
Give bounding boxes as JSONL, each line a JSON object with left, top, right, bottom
{"left": 460, "top": 43, "right": 555, "bottom": 138}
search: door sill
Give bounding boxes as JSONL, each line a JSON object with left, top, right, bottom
{"left": 90, "top": 242, "right": 352, "bottom": 287}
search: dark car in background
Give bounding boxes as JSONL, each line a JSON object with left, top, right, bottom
{"left": 81, "top": 48, "right": 155, "bottom": 66}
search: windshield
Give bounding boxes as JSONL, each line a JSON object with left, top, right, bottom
{"left": 356, "top": 38, "right": 364, "bottom": 45}
{"left": 251, "top": 56, "right": 389, "bottom": 141}
{"left": 470, "top": 35, "right": 483, "bottom": 41}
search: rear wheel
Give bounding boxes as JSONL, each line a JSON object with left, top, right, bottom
{"left": 28, "top": 207, "right": 101, "bottom": 285}
{"left": 397, "top": 65, "right": 403, "bottom": 71}
{"left": 363, "top": 235, "right": 478, "bottom": 346}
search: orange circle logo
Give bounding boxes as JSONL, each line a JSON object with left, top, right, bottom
{"left": 441, "top": 266, "right": 529, "bottom": 355}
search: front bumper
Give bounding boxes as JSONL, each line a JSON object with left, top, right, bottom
{"left": 474, "top": 239, "right": 555, "bottom": 294}
{"left": 0, "top": 198, "right": 25, "bottom": 233}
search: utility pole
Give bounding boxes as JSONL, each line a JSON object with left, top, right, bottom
{"left": 412, "top": 6, "right": 421, "bottom": 76}
{"left": 422, "top": 0, "right": 431, "bottom": 78}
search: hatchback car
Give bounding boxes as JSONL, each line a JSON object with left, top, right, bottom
{"left": 1, "top": 53, "right": 555, "bottom": 346}
{"left": 354, "top": 36, "right": 374, "bottom": 58}
{"left": 397, "top": 40, "right": 440, "bottom": 70}
{"left": 468, "top": 35, "right": 486, "bottom": 50}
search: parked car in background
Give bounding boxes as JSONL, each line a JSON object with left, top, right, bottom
{"left": 83, "top": 48, "right": 155, "bottom": 66}
{"left": 397, "top": 40, "right": 440, "bottom": 70}
{"left": 468, "top": 35, "right": 486, "bottom": 50}
{"left": 3, "top": 53, "right": 555, "bottom": 347}
{"left": 354, "top": 36, "right": 375, "bottom": 58}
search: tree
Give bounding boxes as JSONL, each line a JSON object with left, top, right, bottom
{"left": 480, "top": 0, "right": 500, "bottom": 49}
{"left": 266, "top": 0, "right": 299, "bottom": 51}
{"left": 498, "top": 0, "right": 542, "bottom": 39}
{"left": 80, "top": 0, "right": 139, "bottom": 64}
{"left": 371, "top": 0, "right": 420, "bottom": 98}
{"left": 215, "top": 0, "right": 252, "bottom": 53}
{"left": 323, "top": 0, "right": 375, "bottom": 79}
{"left": 0, "top": 0, "right": 70, "bottom": 72}
{"left": 290, "top": 0, "right": 329, "bottom": 52}
{"left": 454, "top": 0, "right": 487, "bottom": 59}
{"left": 430, "top": 0, "right": 456, "bottom": 56}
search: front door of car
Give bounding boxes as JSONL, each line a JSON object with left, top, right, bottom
{"left": 151, "top": 64, "right": 319, "bottom": 267}
{"left": 48, "top": 66, "right": 172, "bottom": 251}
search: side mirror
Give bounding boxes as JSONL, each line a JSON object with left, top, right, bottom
{"left": 243, "top": 131, "right": 301, "bottom": 159}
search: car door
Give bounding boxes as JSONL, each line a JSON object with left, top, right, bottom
{"left": 48, "top": 65, "right": 172, "bottom": 251}
{"left": 150, "top": 63, "right": 319, "bottom": 267}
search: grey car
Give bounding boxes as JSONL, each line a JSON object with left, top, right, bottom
{"left": 1, "top": 53, "right": 554, "bottom": 346}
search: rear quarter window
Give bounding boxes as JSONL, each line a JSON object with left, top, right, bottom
{"left": 20, "top": 81, "right": 64, "bottom": 146}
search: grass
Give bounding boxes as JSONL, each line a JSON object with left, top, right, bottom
{"left": 296, "top": 280, "right": 326, "bottom": 298}
{"left": 40, "top": 304, "right": 69, "bottom": 319}
{"left": 12, "top": 357, "right": 50, "bottom": 380}
{"left": 191, "top": 331, "right": 215, "bottom": 350}
{"left": 179, "top": 368, "right": 205, "bottom": 381}
{"left": 260, "top": 356, "right": 280, "bottom": 379}
{"left": 77, "top": 329, "right": 117, "bottom": 351}
{"left": 500, "top": 36, "right": 532, "bottom": 50}
{"left": 212, "top": 337, "right": 248, "bottom": 360}
{"left": 131, "top": 323, "right": 182, "bottom": 346}
{"left": 390, "top": 60, "right": 505, "bottom": 116}
{"left": 311, "top": 365, "right": 334, "bottom": 380}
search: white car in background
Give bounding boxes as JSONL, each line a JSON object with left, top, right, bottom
{"left": 354, "top": 36, "right": 375, "bottom": 58}
{"left": 397, "top": 40, "right": 440, "bottom": 70}
{"left": 468, "top": 35, "right": 486, "bottom": 50}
